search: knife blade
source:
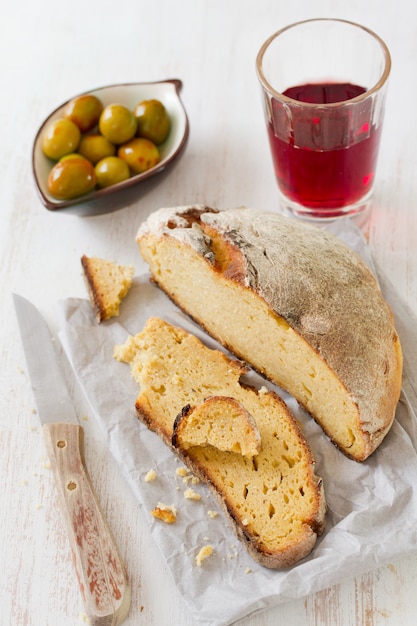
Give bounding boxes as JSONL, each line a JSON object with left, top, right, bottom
{"left": 13, "top": 293, "right": 131, "bottom": 626}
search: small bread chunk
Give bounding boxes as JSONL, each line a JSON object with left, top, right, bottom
{"left": 151, "top": 503, "right": 177, "bottom": 524}
{"left": 114, "top": 317, "right": 326, "bottom": 569}
{"left": 173, "top": 396, "right": 261, "bottom": 458}
{"left": 81, "top": 255, "right": 134, "bottom": 323}
{"left": 196, "top": 545, "right": 213, "bottom": 566}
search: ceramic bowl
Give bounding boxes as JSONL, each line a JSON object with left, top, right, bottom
{"left": 32, "top": 79, "right": 189, "bottom": 215}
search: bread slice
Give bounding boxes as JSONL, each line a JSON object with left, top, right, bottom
{"left": 114, "top": 317, "right": 326, "bottom": 569}
{"left": 136, "top": 206, "right": 403, "bottom": 461}
{"left": 81, "top": 255, "right": 134, "bottom": 323}
{"left": 172, "top": 396, "right": 262, "bottom": 458}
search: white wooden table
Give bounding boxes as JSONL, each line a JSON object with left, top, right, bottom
{"left": 2, "top": 1, "right": 417, "bottom": 624}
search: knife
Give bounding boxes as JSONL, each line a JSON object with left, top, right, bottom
{"left": 13, "top": 294, "right": 131, "bottom": 626}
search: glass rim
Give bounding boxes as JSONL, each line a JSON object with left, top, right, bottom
{"left": 256, "top": 18, "right": 392, "bottom": 107}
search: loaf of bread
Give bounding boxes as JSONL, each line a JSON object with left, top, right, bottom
{"left": 136, "top": 206, "right": 403, "bottom": 461}
{"left": 172, "top": 396, "right": 262, "bottom": 458}
{"left": 81, "top": 255, "right": 134, "bottom": 323}
{"left": 114, "top": 317, "right": 326, "bottom": 569}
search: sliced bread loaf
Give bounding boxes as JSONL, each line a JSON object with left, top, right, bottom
{"left": 81, "top": 255, "right": 134, "bottom": 323}
{"left": 114, "top": 316, "right": 325, "bottom": 569}
{"left": 136, "top": 206, "right": 403, "bottom": 461}
{"left": 172, "top": 396, "right": 262, "bottom": 458}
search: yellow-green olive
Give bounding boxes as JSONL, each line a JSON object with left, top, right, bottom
{"left": 47, "top": 157, "right": 96, "bottom": 200}
{"left": 78, "top": 134, "right": 116, "bottom": 164}
{"left": 64, "top": 94, "right": 104, "bottom": 133}
{"left": 59, "top": 152, "right": 88, "bottom": 162}
{"left": 118, "top": 138, "right": 160, "bottom": 174}
{"left": 95, "top": 156, "right": 130, "bottom": 188}
{"left": 41, "top": 119, "right": 81, "bottom": 160}
{"left": 134, "top": 99, "right": 171, "bottom": 145}
{"left": 99, "top": 104, "right": 137, "bottom": 144}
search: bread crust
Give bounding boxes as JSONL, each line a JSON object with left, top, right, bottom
{"left": 81, "top": 254, "right": 107, "bottom": 322}
{"left": 137, "top": 206, "right": 403, "bottom": 460}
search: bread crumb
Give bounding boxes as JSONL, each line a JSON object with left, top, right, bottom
{"left": 176, "top": 467, "right": 188, "bottom": 477}
{"left": 82, "top": 415, "right": 88, "bottom": 421}
{"left": 144, "top": 469, "right": 157, "bottom": 482}
{"left": 80, "top": 612, "right": 91, "bottom": 624}
{"left": 258, "top": 386, "right": 269, "bottom": 394}
{"left": 245, "top": 567, "right": 252, "bottom": 574}
{"left": 41, "top": 460, "right": 51, "bottom": 470}
{"left": 196, "top": 545, "right": 213, "bottom": 566}
{"left": 182, "top": 473, "right": 200, "bottom": 486}
{"left": 151, "top": 503, "right": 177, "bottom": 523}
{"left": 207, "top": 510, "right": 218, "bottom": 519}
{"left": 184, "top": 488, "right": 201, "bottom": 501}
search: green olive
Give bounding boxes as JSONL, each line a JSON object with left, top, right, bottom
{"left": 99, "top": 104, "right": 137, "bottom": 144}
{"left": 59, "top": 152, "right": 88, "bottom": 162}
{"left": 133, "top": 99, "right": 171, "bottom": 145}
{"left": 47, "top": 157, "right": 96, "bottom": 200}
{"left": 95, "top": 156, "right": 130, "bottom": 188}
{"left": 64, "top": 94, "right": 104, "bottom": 133}
{"left": 78, "top": 134, "right": 116, "bottom": 164}
{"left": 117, "top": 138, "right": 160, "bottom": 174}
{"left": 41, "top": 119, "right": 81, "bottom": 160}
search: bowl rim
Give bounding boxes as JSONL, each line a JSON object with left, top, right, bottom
{"left": 32, "top": 78, "right": 189, "bottom": 211}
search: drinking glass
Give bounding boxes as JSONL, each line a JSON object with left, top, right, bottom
{"left": 256, "top": 19, "right": 391, "bottom": 220}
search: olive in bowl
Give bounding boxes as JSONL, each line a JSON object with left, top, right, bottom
{"left": 48, "top": 157, "right": 96, "bottom": 200}
{"left": 41, "top": 119, "right": 81, "bottom": 160}
{"left": 133, "top": 99, "right": 171, "bottom": 145}
{"left": 64, "top": 94, "right": 103, "bottom": 133}
{"left": 95, "top": 156, "right": 130, "bottom": 189}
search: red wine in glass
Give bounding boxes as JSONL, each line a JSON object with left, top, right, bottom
{"left": 267, "top": 82, "right": 382, "bottom": 217}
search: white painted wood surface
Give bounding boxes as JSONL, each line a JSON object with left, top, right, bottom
{"left": 1, "top": 1, "right": 416, "bottom": 624}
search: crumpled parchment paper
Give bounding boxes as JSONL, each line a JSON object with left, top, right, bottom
{"left": 58, "top": 217, "right": 417, "bottom": 626}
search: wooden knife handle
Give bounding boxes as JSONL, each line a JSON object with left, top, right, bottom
{"left": 43, "top": 422, "right": 131, "bottom": 626}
